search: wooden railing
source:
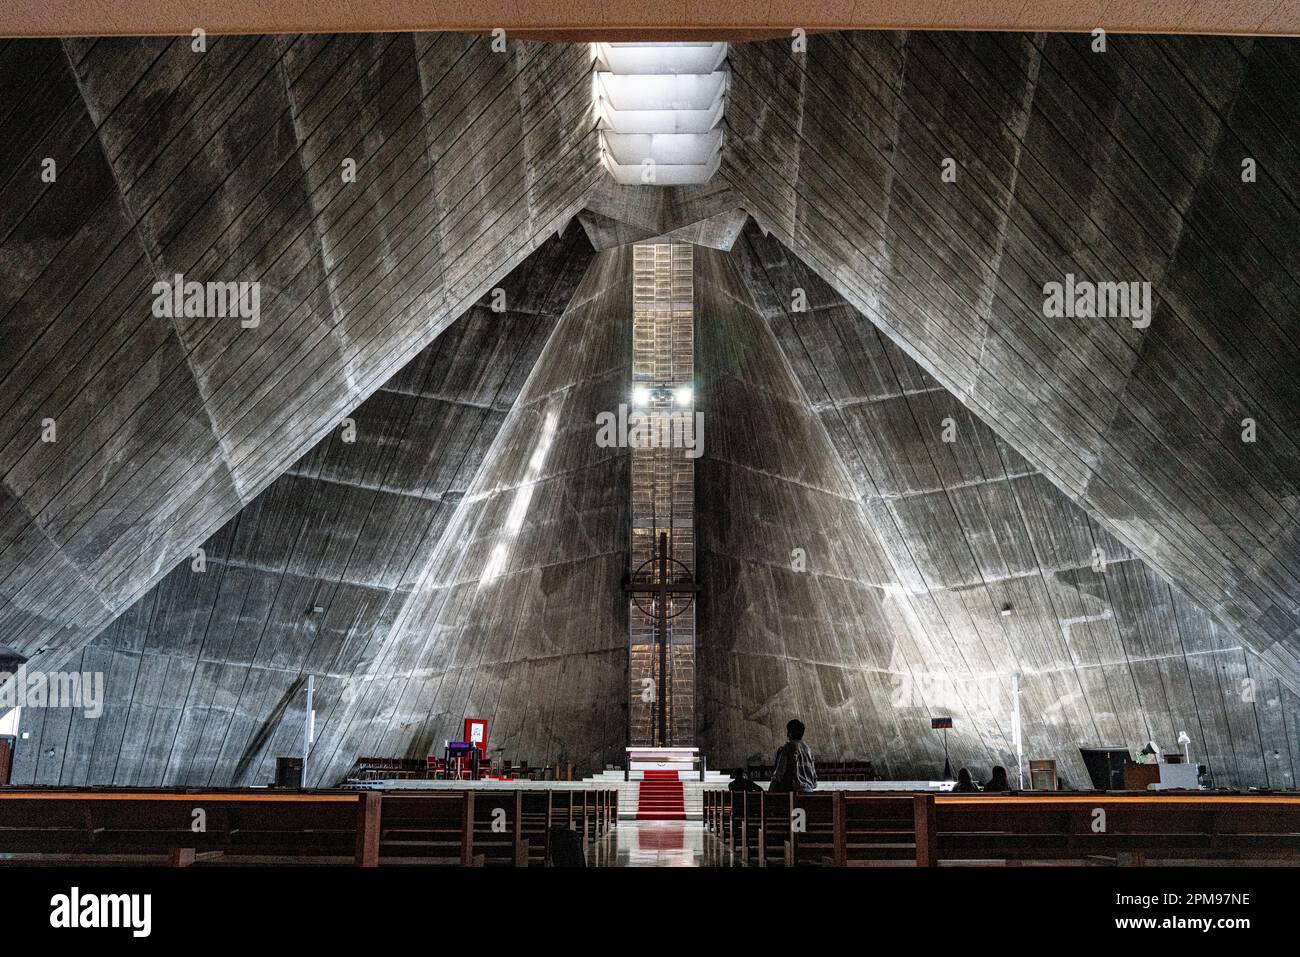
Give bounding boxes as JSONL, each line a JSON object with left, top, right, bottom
{"left": 0, "top": 787, "right": 617, "bottom": 867}
{"left": 704, "top": 789, "right": 1300, "bottom": 866}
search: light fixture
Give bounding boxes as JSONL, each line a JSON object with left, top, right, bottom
{"left": 674, "top": 385, "right": 693, "bottom": 405}
{"left": 632, "top": 386, "right": 651, "bottom": 406}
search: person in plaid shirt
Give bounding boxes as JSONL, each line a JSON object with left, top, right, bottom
{"left": 768, "top": 718, "right": 818, "bottom": 793}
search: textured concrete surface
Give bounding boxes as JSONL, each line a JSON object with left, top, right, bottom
{"left": 5, "top": 29, "right": 1300, "bottom": 788}
{"left": 298, "top": 244, "right": 634, "bottom": 785}
{"left": 10, "top": 229, "right": 595, "bottom": 785}
{"left": 693, "top": 244, "right": 954, "bottom": 777}
{"left": 0, "top": 33, "right": 600, "bottom": 681}
{"left": 722, "top": 31, "right": 1300, "bottom": 696}
{"left": 731, "top": 223, "right": 1300, "bottom": 788}
{"left": 578, "top": 180, "right": 745, "bottom": 251}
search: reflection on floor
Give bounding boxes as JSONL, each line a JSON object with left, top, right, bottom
{"left": 588, "top": 820, "right": 734, "bottom": 867}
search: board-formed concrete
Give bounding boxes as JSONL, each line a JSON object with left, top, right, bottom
{"left": 304, "top": 244, "right": 635, "bottom": 785}
{"left": 722, "top": 31, "right": 1300, "bottom": 696}
{"left": 731, "top": 223, "right": 1299, "bottom": 788}
{"left": 0, "top": 33, "right": 600, "bottom": 683}
{"left": 9, "top": 229, "right": 595, "bottom": 785}
{"left": 4, "top": 28, "right": 1300, "bottom": 789}
{"left": 693, "top": 244, "right": 961, "bottom": 777}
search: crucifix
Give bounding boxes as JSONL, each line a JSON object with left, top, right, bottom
{"left": 624, "top": 531, "right": 698, "bottom": 746}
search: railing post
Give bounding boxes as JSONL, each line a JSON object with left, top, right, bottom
{"left": 833, "top": 791, "right": 846, "bottom": 867}
{"left": 913, "top": 793, "right": 937, "bottom": 868}
{"left": 545, "top": 791, "right": 554, "bottom": 859}
{"left": 513, "top": 791, "right": 524, "bottom": 866}
{"left": 354, "top": 791, "right": 380, "bottom": 867}
{"left": 461, "top": 790, "right": 476, "bottom": 867}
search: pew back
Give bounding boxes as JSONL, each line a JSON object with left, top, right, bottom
{"left": 0, "top": 786, "right": 617, "bottom": 867}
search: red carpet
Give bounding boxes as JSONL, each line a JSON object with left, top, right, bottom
{"left": 635, "top": 770, "right": 686, "bottom": 820}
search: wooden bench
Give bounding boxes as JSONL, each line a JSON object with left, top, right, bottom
{"left": 375, "top": 790, "right": 479, "bottom": 865}
{"left": 920, "top": 793, "right": 1300, "bottom": 866}
{"left": 708, "top": 790, "right": 1300, "bottom": 867}
{"left": 0, "top": 788, "right": 381, "bottom": 866}
{"left": 0, "top": 786, "right": 618, "bottom": 868}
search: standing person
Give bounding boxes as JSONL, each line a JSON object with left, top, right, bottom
{"left": 768, "top": 719, "right": 818, "bottom": 793}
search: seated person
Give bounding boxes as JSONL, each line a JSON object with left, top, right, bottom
{"left": 983, "top": 765, "right": 1011, "bottom": 792}
{"left": 951, "top": 767, "right": 980, "bottom": 792}
{"left": 768, "top": 718, "right": 818, "bottom": 793}
{"left": 728, "top": 767, "right": 762, "bottom": 792}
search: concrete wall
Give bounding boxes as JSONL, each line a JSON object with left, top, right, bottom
{"left": 693, "top": 245, "right": 957, "bottom": 777}
{"left": 732, "top": 223, "right": 1300, "bottom": 788}
{"left": 0, "top": 34, "right": 600, "bottom": 683}
{"left": 723, "top": 31, "right": 1300, "bottom": 697}
{"left": 10, "top": 229, "right": 595, "bottom": 785}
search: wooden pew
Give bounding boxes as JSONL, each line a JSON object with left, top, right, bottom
{"left": 842, "top": 794, "right": 920, "bottom": 864}
{"left": 921, "top": 793, "right": 1300, "bottom": 866}
{"left": 729, "top": 791, "right": 757, "bottom": 864}
{"left": 709, "top": 790, "right": 1300, "bottom": 867}
{"left": 0, "top": 786, "right": 619, "bottom": 868}
{"left": 377, "top": 790, "right": 480, "bottom": 865}
{"left": 518, "top": 791, "right": 555, "bottom": 866}
{"left": 704, "top": 789, "right": 728, "bottom": 834}
{"left": 742, "top": 791, "right": 844, "bottom": 866}
{"left": 0, "top": 788, "right": 379, "bottom": 866}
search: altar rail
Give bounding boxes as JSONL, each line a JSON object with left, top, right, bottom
{"left": 704, "top": 789, "right": 1300, "bottom": 866}
{"left": 0, "top": 787, "right": 616, "bottom": 866}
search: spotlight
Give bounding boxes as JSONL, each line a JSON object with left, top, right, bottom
{"left": 674, "top": 385, "right": 693, "bottom": 405}
{"left": 632, "top": 386, "right": 650, "bottom": 406}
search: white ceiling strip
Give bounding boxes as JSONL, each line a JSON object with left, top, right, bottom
{"left": 593, "top": 42, "right": 728, "bottom": 186}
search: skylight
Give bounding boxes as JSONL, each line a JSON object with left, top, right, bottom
{"left": 592, "top": 42, "right": 727, "bottom": 186}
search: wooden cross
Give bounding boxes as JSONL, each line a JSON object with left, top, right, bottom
{"left": 624, "top": 531, "right": 698, "bottom": 746}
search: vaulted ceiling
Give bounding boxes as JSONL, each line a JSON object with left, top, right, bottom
{"left": 721, "top": 30, "right": 1300, "bottom": 697}
{"left": 3, "top": 28, "right": 1299, "bottom": 787}
{"left": 725, "top": 222, "right": 1298, "bottom": 786}
{"left": 0, "top": 33, "right": 598, "bottom": 675}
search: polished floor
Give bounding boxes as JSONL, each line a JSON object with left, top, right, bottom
{"left": 587, "top": 821, "right": 734, "bottom": 867}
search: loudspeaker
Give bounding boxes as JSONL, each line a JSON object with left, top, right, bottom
{"left": 275, "top": 756, "right": 304, "bottom": 788}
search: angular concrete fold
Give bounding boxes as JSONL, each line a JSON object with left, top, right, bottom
{"left": 0, "top": 34, "right": 601, "bottom": 678}
{"left": 10, "top": 228, "right": 596, "bottom": 785}
{"left": 722, "top": 31, "right": 1300, "bottom": 694}
{"left": 729, "top": 222, "right": 1300, "bottom": 788}
{"left": 4, "top": 27, "right": 1300, "bottom": 791}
